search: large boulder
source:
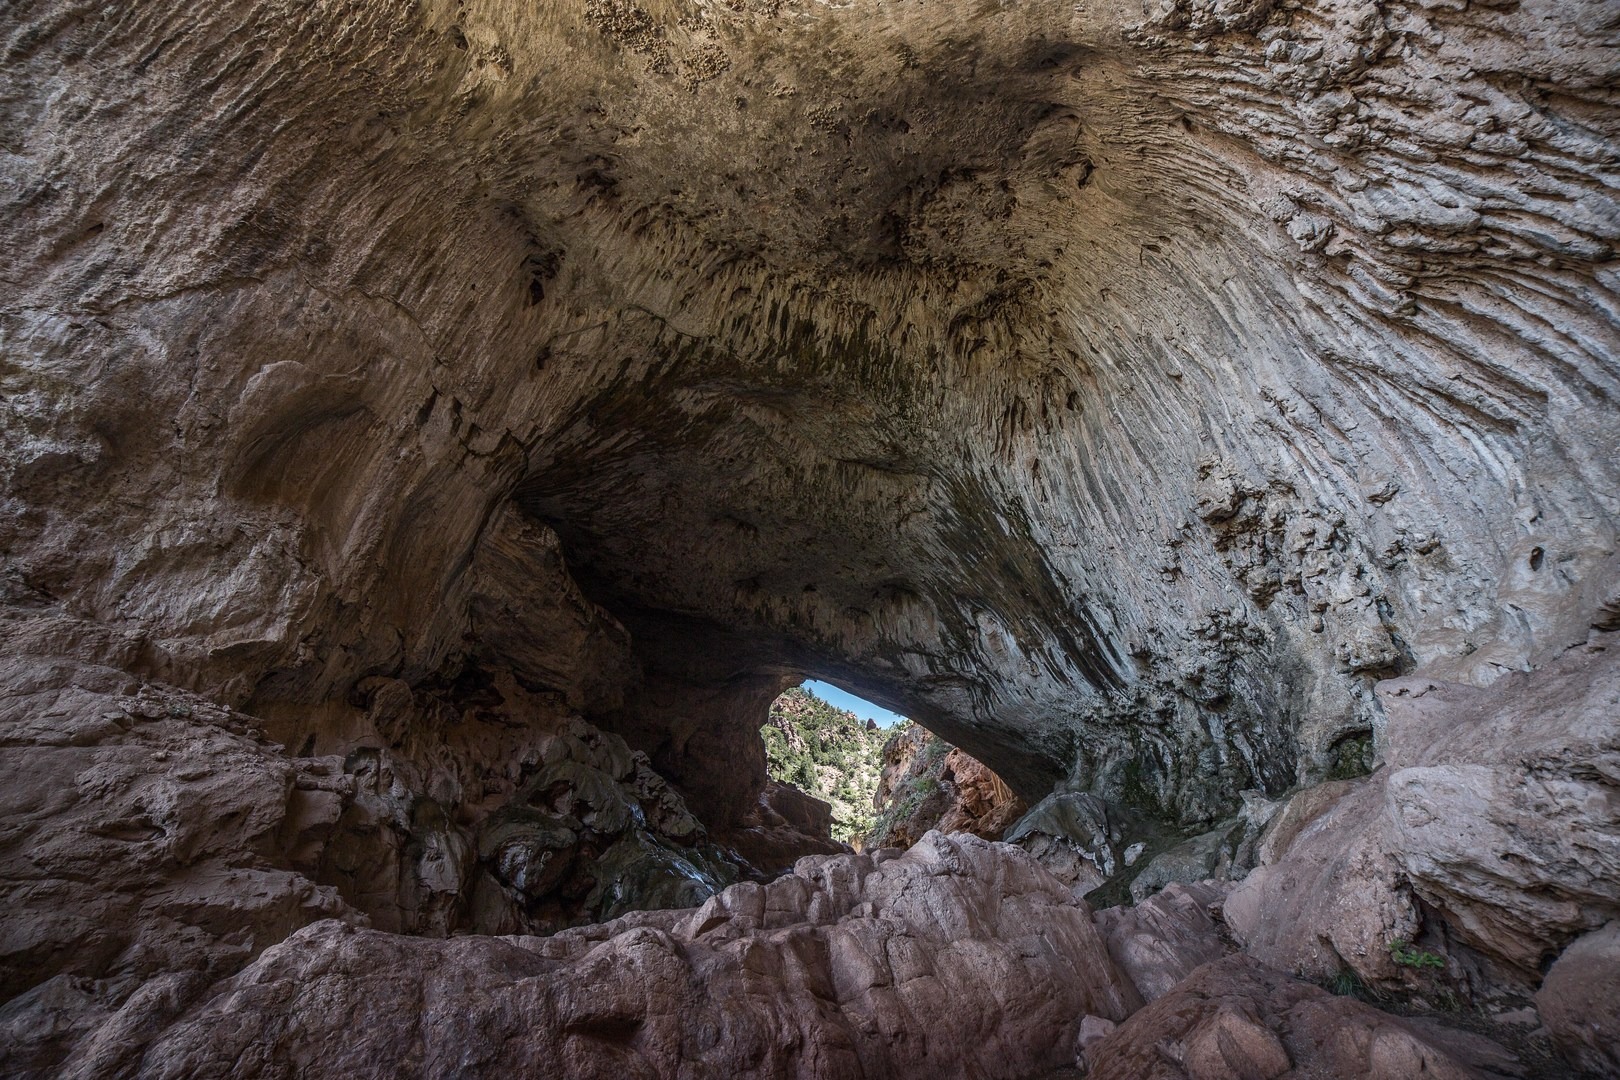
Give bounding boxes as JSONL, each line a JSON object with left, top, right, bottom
{"left": 0, "top": 653, "right": 764, "bottom": 1077}
{"left": 1084, "top": 955, "right": 1524, "bottom": 1080}
{"left": 1226, "top": 638, "right": 1620, "bottom": 991}
{"left": 132, "top": 834, "right": 1139, "bottom": 1080}
{"left": 1095, "top": 881, "right": 1234, "bottom": 1003}
{"left": 1537, "top": 922, "right": 1620, "bottom": 1077}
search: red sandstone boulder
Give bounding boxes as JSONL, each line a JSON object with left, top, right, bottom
{"left": 136, "top": 833, "right": 1142, "bottom": 1080}
{"left": 1084, "top": 955, "right": 1523, "bottom": 1080}
{"left": 1536, "top": 921, "right": 1620, "bottom": 1077}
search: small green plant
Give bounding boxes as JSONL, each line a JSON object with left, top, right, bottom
{"left": 1388, "top": 939, "right": 1445, "bottom": 970}
{"left": 1322, "top": 966, "right": 1397, "bottom": 1007}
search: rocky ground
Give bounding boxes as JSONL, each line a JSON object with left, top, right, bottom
{"left": 1, "top": 0, "right": 1617, "bottom": 1074}
{"left": 4, "top": 640, "right": 1614, "bottom": 1076}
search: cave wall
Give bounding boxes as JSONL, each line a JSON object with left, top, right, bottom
{"left": 3, "top": 0, "right": 1617, "bottom": 837}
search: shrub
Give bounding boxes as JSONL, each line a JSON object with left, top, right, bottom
{"left": 1388, "top": 939, "right": 1445, "bottom": 970}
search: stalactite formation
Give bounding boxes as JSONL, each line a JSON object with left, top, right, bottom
{"left": 1, "top": 0, "right": 1616, "bottom": 1075}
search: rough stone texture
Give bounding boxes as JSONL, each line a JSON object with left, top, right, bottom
{"left": 1095, "top": 881, "right": 1235, "bottom": 1003}
{"left": 0, "top": 655, "right": 359, "bottom": 1009}
{"left": 3, "top": 0, "right": 1616, "bottom": 842}
{"left": 721, "top": 780, "right": 846, "bottom": 876}
{"left": 1084, "top": 955, "right": 1525, "bottom": 1080}
{"left": 1227, "top": 637, "right": 1620, "bottom": 989}
{"left": 1536, "top": 921, "right": 1620, "bottom": 1077}
{"left": 19, "top": 833, "right": 1143, "bottom": 1080}
{"left": 1, "top": 0, "right": 1618, "bottom": 1072}
{"left": 1003, "top": 792, "right": 1131, "bottom": 894}
{"left": 0, "top": 649, "right": 808, "bottom": 1076}
{"left": 935, "top": 749, "right": 1028, "bottom": 838}
{"left": 869, "top": 727, "right": 1026, "bottom": 849}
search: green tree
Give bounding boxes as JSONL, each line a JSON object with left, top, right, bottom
{"left": 760, "top": 686, "right": 892, "bottom": 843}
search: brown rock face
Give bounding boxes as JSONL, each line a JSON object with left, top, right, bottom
{"left": 1, "top": 0, "right": 1618, "bottom": 1073}
{"left": 1226, "top": 638, "right": 1620, "bottom": 992}
{"left": 721, "top": 780, "right": 846, "bottom": 876}
{"left": 870, "top": 728, "right": 1027, "bottom": 849}
{"left": 1536, "top": 921, "right": 1620, "bottom": 1077}
{"left": 67, "top": 834, "right": 1142, "bottom": 1080}
{"left": 4, "top": 0, "right": 1616, "bottom": 834}
{"left": 1084, "top": 955, "right": 1523, "bottom": 1080}
{"left": 0, "top": 656, "right": 358, "bottom": 1010}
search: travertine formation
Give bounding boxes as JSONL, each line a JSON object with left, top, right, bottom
{"left": 1226, "top": 637, "right": 1620, "bottom": 992}
{"left": 2, "top": 0, "right": 1617, "bottom": 1075}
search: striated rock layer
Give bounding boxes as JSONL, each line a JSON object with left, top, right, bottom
{"left": 2, "top": 0, "right": 1618, "bottom": 1074}
{"left": 4, "top": 0, "right": 1616, "bottom": 828}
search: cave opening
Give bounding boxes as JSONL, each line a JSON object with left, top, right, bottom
{"left": 758, "top": 680, "right": 904, "bottom": 845}
{"left": 796, "top": 680, "right": 908, "bottom": 730}
{"left": 4, "top": 0, "right": 1618, "bottom": 1073}
{"left": 757, "top": 677, "right": 1030, "bottom": 853}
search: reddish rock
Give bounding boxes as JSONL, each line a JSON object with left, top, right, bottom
{"left": 934, "top": 749, "right": 1029, "bottom": 839}
{"left": 1084, "top": 955, "right": 1523, "bottom": 1080}
{"left": 1536, "top": 921, "right": 1620, "bottom": 1077}
{"left": 870, "top": 729, "right": 1026, "bottom": 849}
{"left": 1226, "top": 640, "right": 1620, "bottom": 990}
{"left": 1095, "top": 881, "right": 1234, "bottom": 1002}
{"left": 720, "top": 780, "right": 846, "bottom": 875}
{"left": 135, "top": 834, "right": 1141, "bottom": 1080}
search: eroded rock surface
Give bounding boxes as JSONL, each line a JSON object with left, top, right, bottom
{"left": 1095, "top": 881, "right": 1234, "bottom": 1004}
{"left": 869, "top": 727, "right": 1026, "bottom": 849}
{"left": 1227, "top": 638, "right": 1620, "bottom": 991}
{"left": 1084, "top": 955, "right": 1524, "bottom": 1080}
{"left": 1, "top": 0, "right": 1617, "bottom": 1074}
{"left": 3, "top": 0, "right": 1615, "bottom": 838}
{"left": 0, "top": 650, "right": 797, "bottom": 1077}
{"left": 1536, "top": 921, "right": 1620, "bottom": 1077}
{"left": 73, "top": 834, "right": 1142, "bottom": 1080}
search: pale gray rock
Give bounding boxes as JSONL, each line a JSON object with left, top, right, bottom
{"left": 1128, "top": 823, "right": 1243, "bottom": 904}
{"left": 1005, "top": 792, "right": 1130, "bottom": 891}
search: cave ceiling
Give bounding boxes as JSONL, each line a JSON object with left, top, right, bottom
{"left": 3, "top": 0, "right": 1617, "bottom": 826}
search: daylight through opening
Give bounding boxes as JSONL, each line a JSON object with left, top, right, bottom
{"left": 761, "top": 681, "right": 1025, "bottom": 851}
